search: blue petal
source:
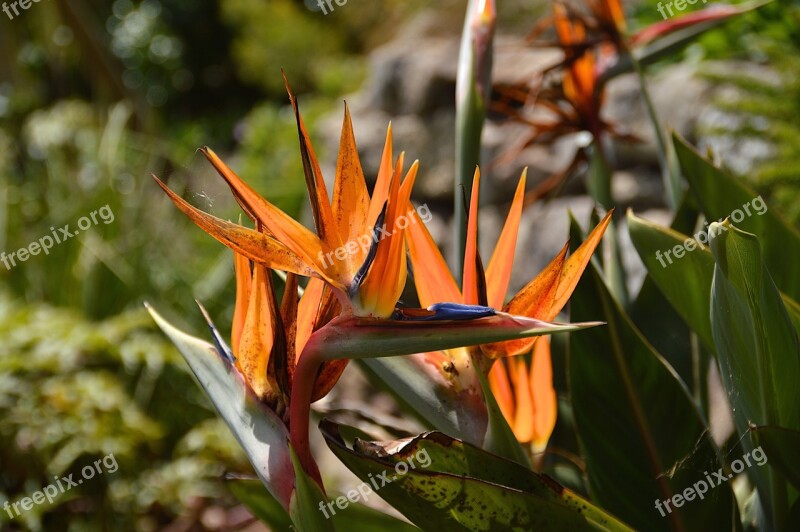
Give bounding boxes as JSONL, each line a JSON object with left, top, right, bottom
{"left": 391, "top": 302, "right": 497, "bottom": 321}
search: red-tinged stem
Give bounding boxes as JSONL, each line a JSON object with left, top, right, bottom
{"left": 289, "top": 334, "right": 325, "bottom": 489}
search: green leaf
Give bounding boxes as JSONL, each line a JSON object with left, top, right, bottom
{"left": 627, "top": 211, "right": 716, "bottom": 351}
{"left": 709, "top": 222, "right": 800, "bottom": 524}
{"left": 289, "top": 445, "right": 332, "bottom": 532}
{"left": 331, "top": 501, "right": 419, "bottom": 531}
{"left": 750, "top": 426, "right": 800, "bottom": 491}
{"left": 568, "top": 220, "right": 740, "bottom": 531}
{"left": 627, "top": 212, "right": 800, "bottom": 345}
{"left": 226, "top": 477, "right": 293, "bottom": 529}
{"left": 321, "top": 420, "right": 632, "bottom": 531}
{"left": 674, "top": 134, "right": 800, "bottom": 301}
{"left": 628, "top": 196, "right": 700, "bottom": 389}
{"left": 145, "top": 304, "right": 295, "bottom": 510}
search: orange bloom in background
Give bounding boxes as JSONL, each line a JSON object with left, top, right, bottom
{"left": 153, "top": 79, "right": 417, "bottom": 319}
{"left": 553, "top": 2, "right": 603, "bottom": 137}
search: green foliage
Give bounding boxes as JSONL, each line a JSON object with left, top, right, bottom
{"left": 322, "top": 420, "right": 631, "bottom": 531}
{"left": 0, "top": 98, "right": 233, "bottom": 321}
{"left": 0, "top": 292, "right": 249, "bottom": 530}
{"left": 625, "top": 139, "right": 800, "bottom": 530}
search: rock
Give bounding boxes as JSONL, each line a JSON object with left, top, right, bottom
{"left": 603, "top": 63, "right": 712, "bottom": 167}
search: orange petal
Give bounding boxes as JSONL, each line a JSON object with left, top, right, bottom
{"left": 283, "top": 74, "right": 342, "bottom": 254}
{"left": 553, "top": 3, "right": 595, "bottom": 114}
{"left": 331, "top": 104, "right": 370, "bottom": 271}
{"left": 462, "top": 168, "right": 483, "bottom": 305}
{"left": 488, "top": 360, "right": 515, "bottom": 426}
{"left": 480, "top": 243, "right": 565, "bottom": 358}
{"left": 296, "top": 278, "right": 326, "bottom": 356}
{"left": 486, "top": 170, "right": 527, "bottom": 309}
{"left": 482, "top": 210, "right": 613, "bottom": 358}
{"left": 531, "top": 336, "right": 557, "bottom": 452}
{"left": 511, "top": 357, "right": 535, "bottom": 443}
{"left": 372, "top": 161, "right": 419, "bottom": 315}
{"left": 198, "top": 149, "right": 339, "bottom": 280}
{"left": 357, "top": 156, "right": 415, "bottom": 317}
{"left": 311, "top": 358, "right": 349, "bottom": 403}
{"left": 367, "top": 124, "right": 394, "bottom": 229}
{"left": 549, "top": 209, "right": 613, "bottom": 320}
{"left": 406, "top": 209, "right": 462, "bottom": 308}
{"left": 152, "top": 174, "right": 330, "bottom": 283}
{"left": 294, "top": 278, "right": 346, "bottom": 401}
{"left": 231, "top": 251, "right": 252, "bottom": 357}
{"left": 603, "top": 0, "right": 626, "bottom": 33}
{"left": 236, "top": 263, "right": 279, "bottom": 402}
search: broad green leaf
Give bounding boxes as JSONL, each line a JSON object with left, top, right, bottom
{"left": 289, "top": 445, "right": 332, "bottom": 532}
{"left": 628, "top": 211, "right": 716, "bottom": 351}
{"left": 629, "top": 197, "right": 711, "bottom": 411}
{"left": 628, "top": 212, "right": 800, "bottom": 350}
{"left": 568, "top": 219, "right": 739, "bottom": 531}
{"left": 709, "top": 222, "right": 800, "bottom": 524}
{"left": 331, "top": 501, "right": 419, "bottom": 531}
{"left": 750, "top": 426, "right": 800, "bottom": 491}
{"left": 226, "top": 477, "right": 293, "bottom": 529}
{"left": 783, "top": 296, "right": 800, "bottom": 336}
{"left": 321, "top": 420, "right": 632, "bottom": 531}
{"left": 674, "top": 134, "right": 800, "bottom": 301}
{"left": 360, "top": 357, "right": 488, "bottom": 445}
{"left": 146, "top": 304, "right": 295, "bottom": 510}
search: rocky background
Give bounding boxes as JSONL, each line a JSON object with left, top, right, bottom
{"left": 317, "top": 8, "right": 774, "bottom": 299}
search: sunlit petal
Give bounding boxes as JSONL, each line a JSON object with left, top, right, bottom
{"left": 462, "top": 168, "right": 483, "bottom": 305}
{"left": 332, "top": 104, "right": 370, "bottom": 270}
{"left": 486, "top": 170, "right": 527, "bottom": 308}
{"left": 152, "top": 174, "right": 329, "bottom": 283}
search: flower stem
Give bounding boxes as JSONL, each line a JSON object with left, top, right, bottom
{"left": 288, "top": 338, "right": 324, "bottom": 489}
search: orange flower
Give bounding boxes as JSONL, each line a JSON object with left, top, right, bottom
{"left": 406, "top": 168, "right": 611, "bottom": 448}
{"left": 408, "top": 168, "right": 612, "bottom": 360}
{"left": 153, "top": 80, "right": 416, "bottom": 319}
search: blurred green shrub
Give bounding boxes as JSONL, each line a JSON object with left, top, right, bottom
{"left": 0, "top": 292, "right": 250, "bottom": 530}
